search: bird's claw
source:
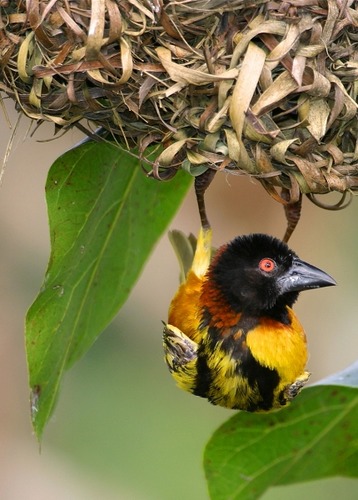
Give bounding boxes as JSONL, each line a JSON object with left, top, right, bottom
{"left": 284, "top": 371, "right": 311, "bottom": 403}
{"left": 163, "top": 324, "right": 198, "bottom": 373}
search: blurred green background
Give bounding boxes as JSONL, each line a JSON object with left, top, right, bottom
{"left": 1, "top": 101, "right": 357, "bottom": 499}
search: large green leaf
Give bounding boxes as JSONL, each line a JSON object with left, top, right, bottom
{"left": 204, "top": 362, "right": 358, "bottom": 500}
{"left": 26, "top": 141, "right": 192, "bottom": 439}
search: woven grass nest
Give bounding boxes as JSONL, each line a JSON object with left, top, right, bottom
{"left": 1, "top": 0, "right": 358, "bottom": 207}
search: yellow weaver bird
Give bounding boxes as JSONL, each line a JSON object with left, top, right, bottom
{"left": 163, "top": 174, "right": 336, "bottom": 411}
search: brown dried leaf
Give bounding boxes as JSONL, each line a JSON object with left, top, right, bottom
{"left": 306, "top": 98, "right": 330, "bottom": 142}
{"left": 186, "top": 150, "right": 209, "bottom": 165}
{"left": 224, "top": 129, "right": 240, "bottom": 163}
{"left": 229, "top": 42, "right": 266, "bottom": 140}
{"left": 86, "top": 0, "right": 106, "bottom": 60}
{"left": 157, "top": 139, "right": 188, "bottom": 167}
{"left": 252, "top": 71, "right": 299, "bottom": 116}
{"left": 156, "top": 47, "right": 238, "bottom": 86}
{"left": 270, "top": 139, "right": 299, "bottom": 166}
{"left": 17, "top": 32, "right": 34, "bottom": 84}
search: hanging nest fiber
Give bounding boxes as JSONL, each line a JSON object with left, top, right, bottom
{"left": 1, "top": 0, "right": 358, "bottom": 205}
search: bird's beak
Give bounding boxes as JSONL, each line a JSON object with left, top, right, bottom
{"left": 278, "top": 257, "right": 336, "bottom": 294}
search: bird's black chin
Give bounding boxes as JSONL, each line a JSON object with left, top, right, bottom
{"left": 277, "top": 257, "right": 336, "bottom": 295}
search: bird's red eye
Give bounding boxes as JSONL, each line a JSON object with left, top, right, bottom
{"left": 259, "top": 258, "right": 276, "bottom": 273}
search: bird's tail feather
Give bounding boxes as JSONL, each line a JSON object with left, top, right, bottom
{"left": 168, "top": 227, "right": 213, "bottom": 282}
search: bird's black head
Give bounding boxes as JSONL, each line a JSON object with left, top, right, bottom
{"left": 209, "top": 234, "right": 336, "bottom": 317}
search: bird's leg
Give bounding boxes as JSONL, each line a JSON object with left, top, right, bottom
{"left": 194, "top": 169, "right": 216, "bottom": 230}
{"left": 282, "top": 187, "right": 302, "bottom": 243}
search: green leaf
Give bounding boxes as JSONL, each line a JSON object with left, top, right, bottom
{"left": 317, "top": 360, "right": 358, "bottom": 388}
{"left": 204, "top": 362, "right": 358, "bottom": 500}
{"left": 26, "top": 141, "right": 192, "bottom": 440}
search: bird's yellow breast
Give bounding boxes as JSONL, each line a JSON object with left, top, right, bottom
{"left": 246, "top": 308, "right": 308, "bottom": 386}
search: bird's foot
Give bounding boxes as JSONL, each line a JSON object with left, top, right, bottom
{"left": 163, "top": 324, "right": 198, "bottom": 373}
{"left": 279, "top": 371, "right": 311, "bottom": 406}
